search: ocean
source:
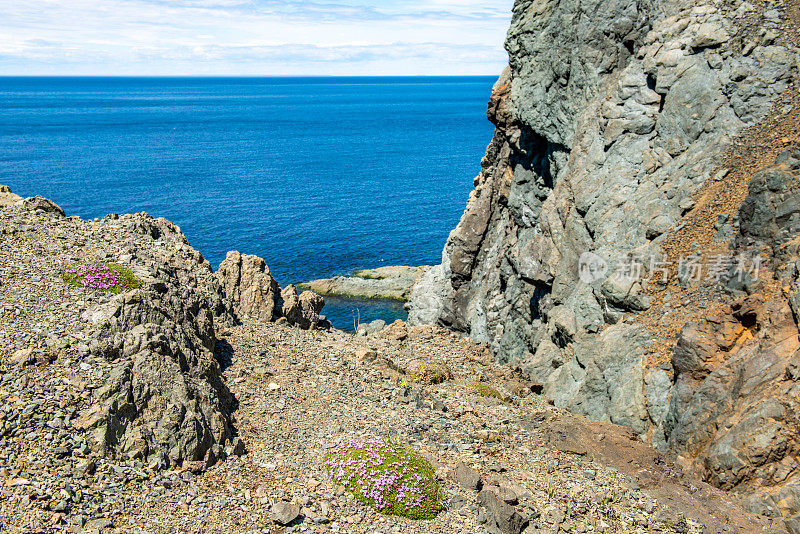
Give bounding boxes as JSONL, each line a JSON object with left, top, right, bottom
{"left": 0, "top": 76, "right": 495, "bottom": 330}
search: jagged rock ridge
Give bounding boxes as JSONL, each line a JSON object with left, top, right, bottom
{"left": 409, "top": 0, "right": 800, "bottom": 528}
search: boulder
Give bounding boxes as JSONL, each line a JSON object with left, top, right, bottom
{"left": 381, "top": 319, "right": 408, "bottom": 341}
{"left": 216, "top": 251, "right": 280, "bottom": 322}
{"left": 19, "top": 195, "right": 65, "bottom": 217}
{"left": 280, "top": 284, "right": 325, "bottom": 330}
{"left": 451, "top": 461, "right": 482, "bottom": 491}
{"left": 356, "top": 319, "right": 386, "bottom": 336}
{"left": 79, "top": 274, "right": 235, "bottom": 468}
{"left": 739, "top": 160, "right": 800, "bottom": 248}
{"left": 271, "top": 502, "right": 300, "bottom": 525}
{"left": 477, "top": 488, "right": 529, "bottom": 534}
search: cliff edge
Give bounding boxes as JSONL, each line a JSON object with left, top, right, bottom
{"left": 409, "top": 0, "right": 800, "bottom": 527}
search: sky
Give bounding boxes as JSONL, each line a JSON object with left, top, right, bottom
{"left": 0, "top": 0, "right": 515, "bottom": 76}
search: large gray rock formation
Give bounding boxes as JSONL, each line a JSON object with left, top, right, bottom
{"left": 409, "top": 0, "right": 799, "bottom": 526}
{"left": 412, "top": 0, "right": 794, "bottom": 426}
{"left": 75, "top": 213, "right": 238, "bottom": 469}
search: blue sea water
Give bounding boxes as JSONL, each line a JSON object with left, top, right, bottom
{"left": 0, "top": 76, "right": 495, "bottom": 330}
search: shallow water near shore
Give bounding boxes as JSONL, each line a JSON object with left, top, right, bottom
{"left": 0, "top": 76, "right": 495, "bottom": 329}
{"left": 321, "top": 295, "right": 408, "bottom": 333}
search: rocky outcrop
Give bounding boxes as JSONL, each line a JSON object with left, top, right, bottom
{"left": 280, "top": 284, "right": 326, "bottom": 330}
{"left": 216, "top": 250, "right": 280, "bottom": 322}
{"left": 0, "top": 186, "right": 65, "bottom": 215}
{"left": 665, "top": 150, "right": 800, "bottom": 523}
{"left": 301, "top": 265, "right": 430, "bottom": 302}
{"left": 0, "top": 185, "right": 22, "bottom": 208}
{"left": 214, "top": 251, "right": 329, "bottom": 330}
{"left": 19, "top": 195, "right": 65, "bottom": 217}
{"left": 409, "top": 0, "right": 800, "bottom": 527}
{"left": 412, "top": 0, "right": 795, "bottom": 422}
{"left": 44, "top": 212, "right": 242, "bottom": 469}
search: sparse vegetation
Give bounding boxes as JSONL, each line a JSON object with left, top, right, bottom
{"left": 353, "top": 270, "right": 387, "bottom": 280}
{"left": 468, "top": 382, "right": 503, "bottom": 400}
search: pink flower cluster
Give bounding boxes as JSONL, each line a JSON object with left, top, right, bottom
{"left": 324, "top": 439, "right": 430, "bottom": 515}
{"left": 66, "top": 261, "right": 122, "bottom": 290}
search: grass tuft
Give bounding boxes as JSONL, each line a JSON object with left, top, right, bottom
{"left": 324, "top": 438, "right": 445, "bottom": 520}
{"left": 468, "top": 383, "right": 504, "bottom": 400}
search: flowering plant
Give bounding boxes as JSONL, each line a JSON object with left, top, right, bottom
{"left": 324, "top": 438, "right": 444, "bottom": 520}
{"left": 62, "top": 261, "right": 142, "bottom": 293}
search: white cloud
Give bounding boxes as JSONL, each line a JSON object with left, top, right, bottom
{"left": 0, "top": 0, "right": 514, "bottom": 75}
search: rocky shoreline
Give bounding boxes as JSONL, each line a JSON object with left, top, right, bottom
{"left": 299, "top": 266, "right": 431, "bottom": 302}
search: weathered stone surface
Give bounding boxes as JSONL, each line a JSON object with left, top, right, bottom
{"left": 69, "top": 218, "right": 238, "bottom": 469}
{"left": 381, "top": 319, "right": 408, "bottom": 341}
{"left": 663, "top": 154, "right": 800, "bottom": 525}
{"left": 9, "top": 347, "right": 34, "bottom": 367}
{"left": 739, "top": 157, "right": 800, "bottom": 248}
{"left": 280, "top": 284, "right": 326, "bottom": 330}
{"left": 19, "top": 195, "right": 65, "bottom": 217}
{"left": 270, "top": 502, "right": 300, "bottom": 525}
{"left": 356, "top": 319, "right": 386, "bottom": 336}
{"left": 0, "top": 184, "right": 23, "bottom": 208}
{"left": 81, "top": 285, "right": 234, "bottom": 467}
{"left": 408, "top": 0, "right": 799, "bottom": 526}
{"left": 477, "top": 488, "right": 528, "bottom": 534}
{"left": 300, "top": 265, "right": 430, "bottom": 301}
{"left": 216, "top": 250, "right": 280, "bottom": 322}
{"left": 410, "top": 0, "right": 795, "bottom": 420}
{"left": 451, "top": 461, "right": 482, "bottom": 491}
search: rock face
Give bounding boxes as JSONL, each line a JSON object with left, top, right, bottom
{"left": 412, "top": 0, "right": 794, "bottom": 423}
{"left": 0, "top": 186, "right": 65, "bottom": 215}
{"left": 216, "top": 251, "right": 280, "bottom": 322}
{"left": 74, "top": 214, "right": 238, "bottom": 468}
{"left": 0, "top": 185, "right": 23, "bottom": 208}
{"left": 281, "top": 284, "right": 326, "bottom": 330}
{"left": 215, "top": 251, "right": 328, "bottom": 330}
{"left": 665, "top": 151, "right": 800, "bottom": 523}
{"left": 20, "top": 195, "right": 65, "bottom": 217}
{"left": 408, "top": 0, "right": 800, "bottom": 526}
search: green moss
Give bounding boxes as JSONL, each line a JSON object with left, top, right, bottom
{"left": 353, "top": 270, "right": 387, "bottom": 281}
{"left": 324, "top": 438, "right": 445, "bottom": 520}
{"left": 61, "top": 261, "right": 143, "bottom": 294}
{"left": 468, "top": 383, "right": 504, "bottom": 400}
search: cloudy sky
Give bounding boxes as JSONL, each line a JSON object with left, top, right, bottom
{"left": 0, "top": 0, "right": 515, "bottom": 75}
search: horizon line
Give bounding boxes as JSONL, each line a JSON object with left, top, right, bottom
{"left": 0, "top": 74, "right": 501, "bottom": 78}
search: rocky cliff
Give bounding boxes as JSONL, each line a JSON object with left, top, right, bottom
{"left": 409, "top": 0, "right": 800, "bottom": 527}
